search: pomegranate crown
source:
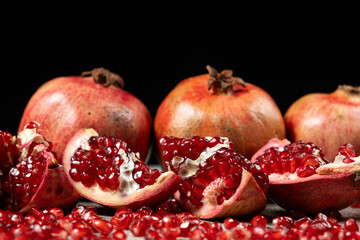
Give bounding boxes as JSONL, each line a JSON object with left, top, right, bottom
{"left": 81, "top": 67, "right": 125, "bottom": 88}
{"left": 206, "top": 65, "right": 246, "bottom": 94}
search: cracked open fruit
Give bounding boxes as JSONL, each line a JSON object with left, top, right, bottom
{"left": 0, "top": 122, "right": 81, "bottom": 213}
{"left": 62, "top": 128, "right": 181, "bottom": 210}
{"left": 252, "top": 138, "right": 360, "bottom": 215}
{"left": 158, "top": 136, "right": 268, "bottom": 219}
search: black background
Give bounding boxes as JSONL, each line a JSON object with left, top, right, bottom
{"left": 2, "top": 2, "right": 359, "bottom": 163}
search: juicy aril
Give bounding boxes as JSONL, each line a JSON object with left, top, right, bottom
{"left": 19, "top": 67, "right": 152, "bottom": 163}
{"left": 154, "top": 65, "right": 285, "bottom": 162}
{"left": 62, "top": 128, "right": 181, "bottom": 210}
{"left": 252, "top": 138, "right": 360, "bottom": 215}
{"left": 158, "top": 136, "right": 268, "bottom": 219}
{"left": 285, "top": 85, "right": 360, "bottom": 161}
{"left": 0, "top": 130, "right": 19, "bottom": 208}
{"left": 0, "top": 122, "right": 81, "bottom": 213}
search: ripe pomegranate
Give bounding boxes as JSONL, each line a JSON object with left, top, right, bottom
{"left": 285, "top": 85, "right": 360, "bottom": 161}
{"left": 1, "top": 122, "right": 81, "bottom": 213}
{"left": 158, "top": 136, "right": 268, "bottom": 219}
{"left": 62, "top": 128, "right": 181, "bottom": 210}
{"left": 19, "top": 67, "right": 152, "bottom": 163}
{"left": 253, "top": 138, "right": 360, "bottom": 215}
{"left": 154, "top": 65, "right": 285, "bottom": 164}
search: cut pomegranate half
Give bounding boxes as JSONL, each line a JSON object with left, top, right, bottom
{"left": 62, "top": 128, "right": 181, "bottom": 209}
{"left": 159, "top": 136, "right": 268, "bottom": 219}
{"left": 1, "top": 122, "right": 81, "bottom": 213}
{"left": 253, "top": 138, "right": 360, "bottom": 215}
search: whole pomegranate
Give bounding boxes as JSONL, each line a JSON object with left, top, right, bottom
{"left": 154, "top": 65, "right": 285, "bottom": 164}
{"left": 285, "top": 85, "right": 360, "bottom": 161}
{"left": 19, "top": 68, "right": 152, "bottom": 163}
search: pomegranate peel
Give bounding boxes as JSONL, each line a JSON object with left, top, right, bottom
{"left": 62, "top": 128, "right": 181, "bottom": 210}
{"left": 253, "top": 138, "right": 360, "bottom": 215}
{"left": 174, "top": 169, "right": 267, "bottom": 219}
{"left": 269, "top": 171, "right": 360, "bottom": 215}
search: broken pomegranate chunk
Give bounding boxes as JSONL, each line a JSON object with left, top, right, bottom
{"left": 159, "top": 136, "right": 268, "bottom": 219}
{"left": 62, "top": 128, "right": 181, "bottom": 210}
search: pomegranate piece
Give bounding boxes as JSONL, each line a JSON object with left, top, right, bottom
{"left": 253, "top": 138, "right": 360, "bottom": 215}
{"left": 159, "top": 136, "right": 268, "bottom": 219}
{"left": 0, "top": 123, "right": 80, "bottom": 213}
{"left": 62, "top": 128, "right": 181, "bottom": 210}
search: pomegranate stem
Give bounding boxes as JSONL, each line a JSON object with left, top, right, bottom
{"left": 206, "top": 65, "right": 246, "bottom": 94}
{"left": 81, "top": 67, "right": 125, "bottom": 88}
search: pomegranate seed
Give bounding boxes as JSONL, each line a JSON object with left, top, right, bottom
{"left": 145, "top": 228, "right": 163, "bottom": 240}
{"left": 345, "top": 218, "right": 359, "bottom": 232}
{"left": 112, "top": 230, "right": 127, "bottom": 239}
{"left": 70, "top": 227, "right": 94, "bottom": 240}
{"left": 251, "top": 215, "right": 267, "bottom": 228}
{"left": 224, "top": 217, "right": 239, "bottom": 230}
{"left": 223, "top": 173, "right": 241, "bottom": 189}
{"left": 92, "top": 219, "right": 113, "bottom": 236}
{"left": 129, "top": 218, "right": 150, "bottom": 237}
{"left": 162, "top": 213, "right": 180, "bottom": 228}
{"left": 272, "top": 216, "right": 294, "bottom": 229}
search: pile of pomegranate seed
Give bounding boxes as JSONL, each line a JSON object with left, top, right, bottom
{"left": 1, "top": 200, "right": 360, "bottom": 239}
{"left": 255, "top": 141, "right": 329, "bottom": 177}
{"left": 69, "top": 135, "right": 161, "bottom": 190}
{"left": 179, "top": 147, "right": 269, "bottom": 207}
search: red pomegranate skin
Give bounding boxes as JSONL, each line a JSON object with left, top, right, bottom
{"left": 154, "top": 73, "right": 286, "bottom": 161}
{"left": 19, "top": 75, "right": 152, "bottom": 163}
{"left": 285, "top": 86, "right": 360, "bottom": 162}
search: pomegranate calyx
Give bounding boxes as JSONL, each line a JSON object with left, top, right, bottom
{"left": 206, "top": 65, "right": 246, "bottom": 94}
{"left": 337, "top": 85, "right": 360, "bottom": 95}
{"left": 81, "top": 67, "right": 125, "bottom": 88}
